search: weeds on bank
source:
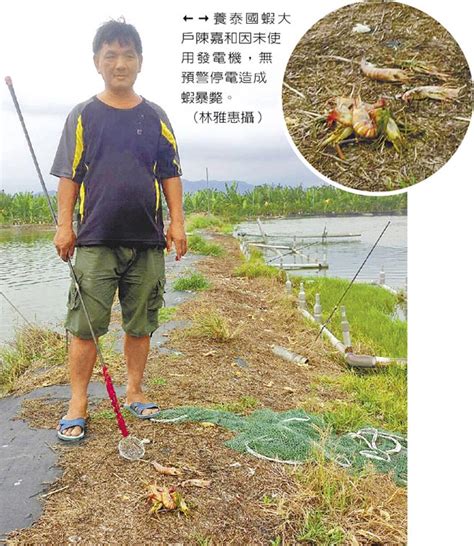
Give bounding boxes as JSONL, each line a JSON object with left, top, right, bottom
{"left": 301, "top": 277, "right": 407, "bottom": 358}
{"left": 186, "top": 308, "right": 239, "bottom": 342}
{"left": 308, "top": 365, "right": 407, "bottom": 434}
{"left": 288, "top": 443, "right": 406, "bottom": 545}
{"left": 158, "top": 306, "right": 177, "bottom": 323}
{"left": 173, "top": 271, "right": 210, "bottom": 291}
{"left": 187, "top": 234, "right": 225, "bottom": 256}
{"left": 191, "top": 534, "right": 214, "bottom": 546}
{"left": 234, "top": 248, "right": 285, "bottom": 280}
{"left": 186, "top": 213, "right": 233, "bottom": 234}
{"left": 90, "top": 409, "right": 116, "bottom": 420}
{"left": 213, "top": 395, "right": 260, "bottom": 414}
{"left": 149, "top": 376, "right": 167, "bottom": 387}
{"left": 0, "top": 325, "right": 65, "bottom": 394}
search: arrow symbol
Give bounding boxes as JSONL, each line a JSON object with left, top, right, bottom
{"left": 183, "top": 15, "right": 193, "bottom": 21}
{"left": 198, "top": 15, "right": 209, "bottom": 21}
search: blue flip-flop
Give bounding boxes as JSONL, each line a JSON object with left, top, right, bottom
{"left": 57, "top": 417, "right": 87, "bottom": 441}
{"left": 124, "top": 401, "right": 161, "bottom": 420}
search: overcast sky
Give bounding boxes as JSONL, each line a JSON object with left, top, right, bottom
{"left": 1, "top": 0, "right": 472, "bottom": 194}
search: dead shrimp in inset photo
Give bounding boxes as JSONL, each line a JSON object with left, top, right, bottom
{"left": 320, "top": 94, "right": 404, "bottom": 158}
{"left": 360, "top": 57, "right": 411, "bottom": 84}
{"left": 401, "top": 85, "right": 463, "bottom": 103}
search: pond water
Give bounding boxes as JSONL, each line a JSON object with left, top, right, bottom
{"left": 236, "top": 214, "right": 407, "bottom": 287}
{"left": 0, "top": 214, "right": 406, "bottom": 343}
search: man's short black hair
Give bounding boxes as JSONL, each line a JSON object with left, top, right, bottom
{"left": 93, "top": 17, "right": 142, "bottom": 55}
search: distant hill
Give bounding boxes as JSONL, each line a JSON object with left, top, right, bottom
{"left": 181, "top": 179, "right": 324, "bottom": 194}
{"left": 182, "top": 179, "right": 253, "bottom": 194}
{"left": 25, "top": 179, "right": 323, "bottom": 197}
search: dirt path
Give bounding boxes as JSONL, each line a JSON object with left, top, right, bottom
{"left": 5, "top": 233, "right": 400, "bottom": 544}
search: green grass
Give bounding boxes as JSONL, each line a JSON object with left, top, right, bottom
{"left": 298, "top": 510, "right": 345, "bottom": 545}
{"left": 0, "top": 326, "right": 66, "bottom": 394}
{"left": 149, "top": 376, "right": 167, "bottom": 387}
{"left": 261, "top": 494, "right": 276, "bottom": 506}
{"left": 173, "top": 271, "right": 210, "bottom": 291}
{"left": 158, "top": 306, "right": 177, "bottom": 323}
{"left": 187, "top": 234, "right": 224, "bottom": 256}
{"left": 187, "top": 309, "right": 237, "bottom": 342}
{"left": 322, "top": 401, "right": 376, "bottom": 433}
{"left": 384, "top": 174, "right": 418, "bottom": 191}
{"left": 292, "top": 441, "right": 406, "bottom": 544}
{"left": 214, "top": 395, "right": 260, "bottom": 414}
{"left": 301, "top": 277, "right": 407, "bottom": 358}
{"left": 191, "top": 535, "right": 213, "bottom": 546}
{"left": 294, "top": 445, "right": 353, "bottom": 545}
{"left": 186, "top": 213, "right": 234, "bottom": 234}
{"left": 312, "top": 364, "right": 407, "bottom": 434}
{"left": 234, "top": 248, "right": 284, "bottom": 280}
{"left": 90, "top": 409, "right": 116, "bottom": 420}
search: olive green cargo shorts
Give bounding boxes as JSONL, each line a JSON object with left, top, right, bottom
{"left": 65, "top": 246, "right": 166, "bottom": 339}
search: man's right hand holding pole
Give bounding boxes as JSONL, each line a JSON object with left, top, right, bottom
{"left": 53, "top": 177, "right": 79, "bottom": 261}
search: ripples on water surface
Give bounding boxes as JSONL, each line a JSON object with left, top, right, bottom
{"left": 236, "top": 215, "right": 407, "bottom": 289}
{"left": 0, "top": 215, "right": 406, "bottom": 342}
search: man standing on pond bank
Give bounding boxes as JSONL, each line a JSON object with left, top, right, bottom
{"left": 51, "top": 19, "right": 187, "bottom": 440}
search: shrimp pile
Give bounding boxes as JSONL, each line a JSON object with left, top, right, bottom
{"left": 322, "top": 95, "right": 403, "bottom": 156}
{"left": 319, "top": 57, "right": 462, "bottom": 159}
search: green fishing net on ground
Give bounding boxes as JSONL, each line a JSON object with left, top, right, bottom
{"left": 151, "top": 407, "right": 407, "bottom": 486}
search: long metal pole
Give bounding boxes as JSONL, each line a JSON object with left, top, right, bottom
{"left": 4, "top": 76, "right": 129, "bottom": 438}
{"left": 314, "top": 221, "right": 391, "bottom": 342}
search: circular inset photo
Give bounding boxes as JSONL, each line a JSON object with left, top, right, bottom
{"left": 282, "top": 1, "right": 472, "bottom": 193}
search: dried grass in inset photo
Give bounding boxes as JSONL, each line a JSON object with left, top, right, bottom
{"left": 282, "top": 1, "right": 472, "bottom": 192}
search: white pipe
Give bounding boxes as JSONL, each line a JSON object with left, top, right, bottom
{"left": 279, "top": 263, "right": 328, "bottom": 270}
{"left": 313, "top": 293, "right": 322, "bottom": 324}
{"left": 247, "top": 243, "right": 290, "bottom": 250}
{"left": 300, "top": 309, "right": 346, "bottom": 353}
{"left": 374, "top": 355, "right": 407, "bottom": 366}
{"left": 380, "top": 284, "right": 397, "bottom": 295}
{"left": 345, "top": 353, "right": 376, "bottom": 368}
{"left": 364, "top": 280, "right": 398, "bottom": 295}
{"left": 298, "top": 282, "right": 307, "bottom": 310}
{"left": 299, "top": 308, "right": 407, "bottom": 367}
{"left": 379, "top": 266, "right": 385, "bottom": 286}
{"left": 340, "top": 305, "right": 352, "bottom": 349}
{"left": 271, "top": 344, "right": 309, "bottom": 366}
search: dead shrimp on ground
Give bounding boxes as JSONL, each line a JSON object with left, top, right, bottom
{"left": 321, "top": 95, "right": 404, "bottom": 157}
{"left": 360, "top": 57, "right": 411, "bottom": 83}
{"left": 402, "top": 85, "right": 462, "bottom": 102}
